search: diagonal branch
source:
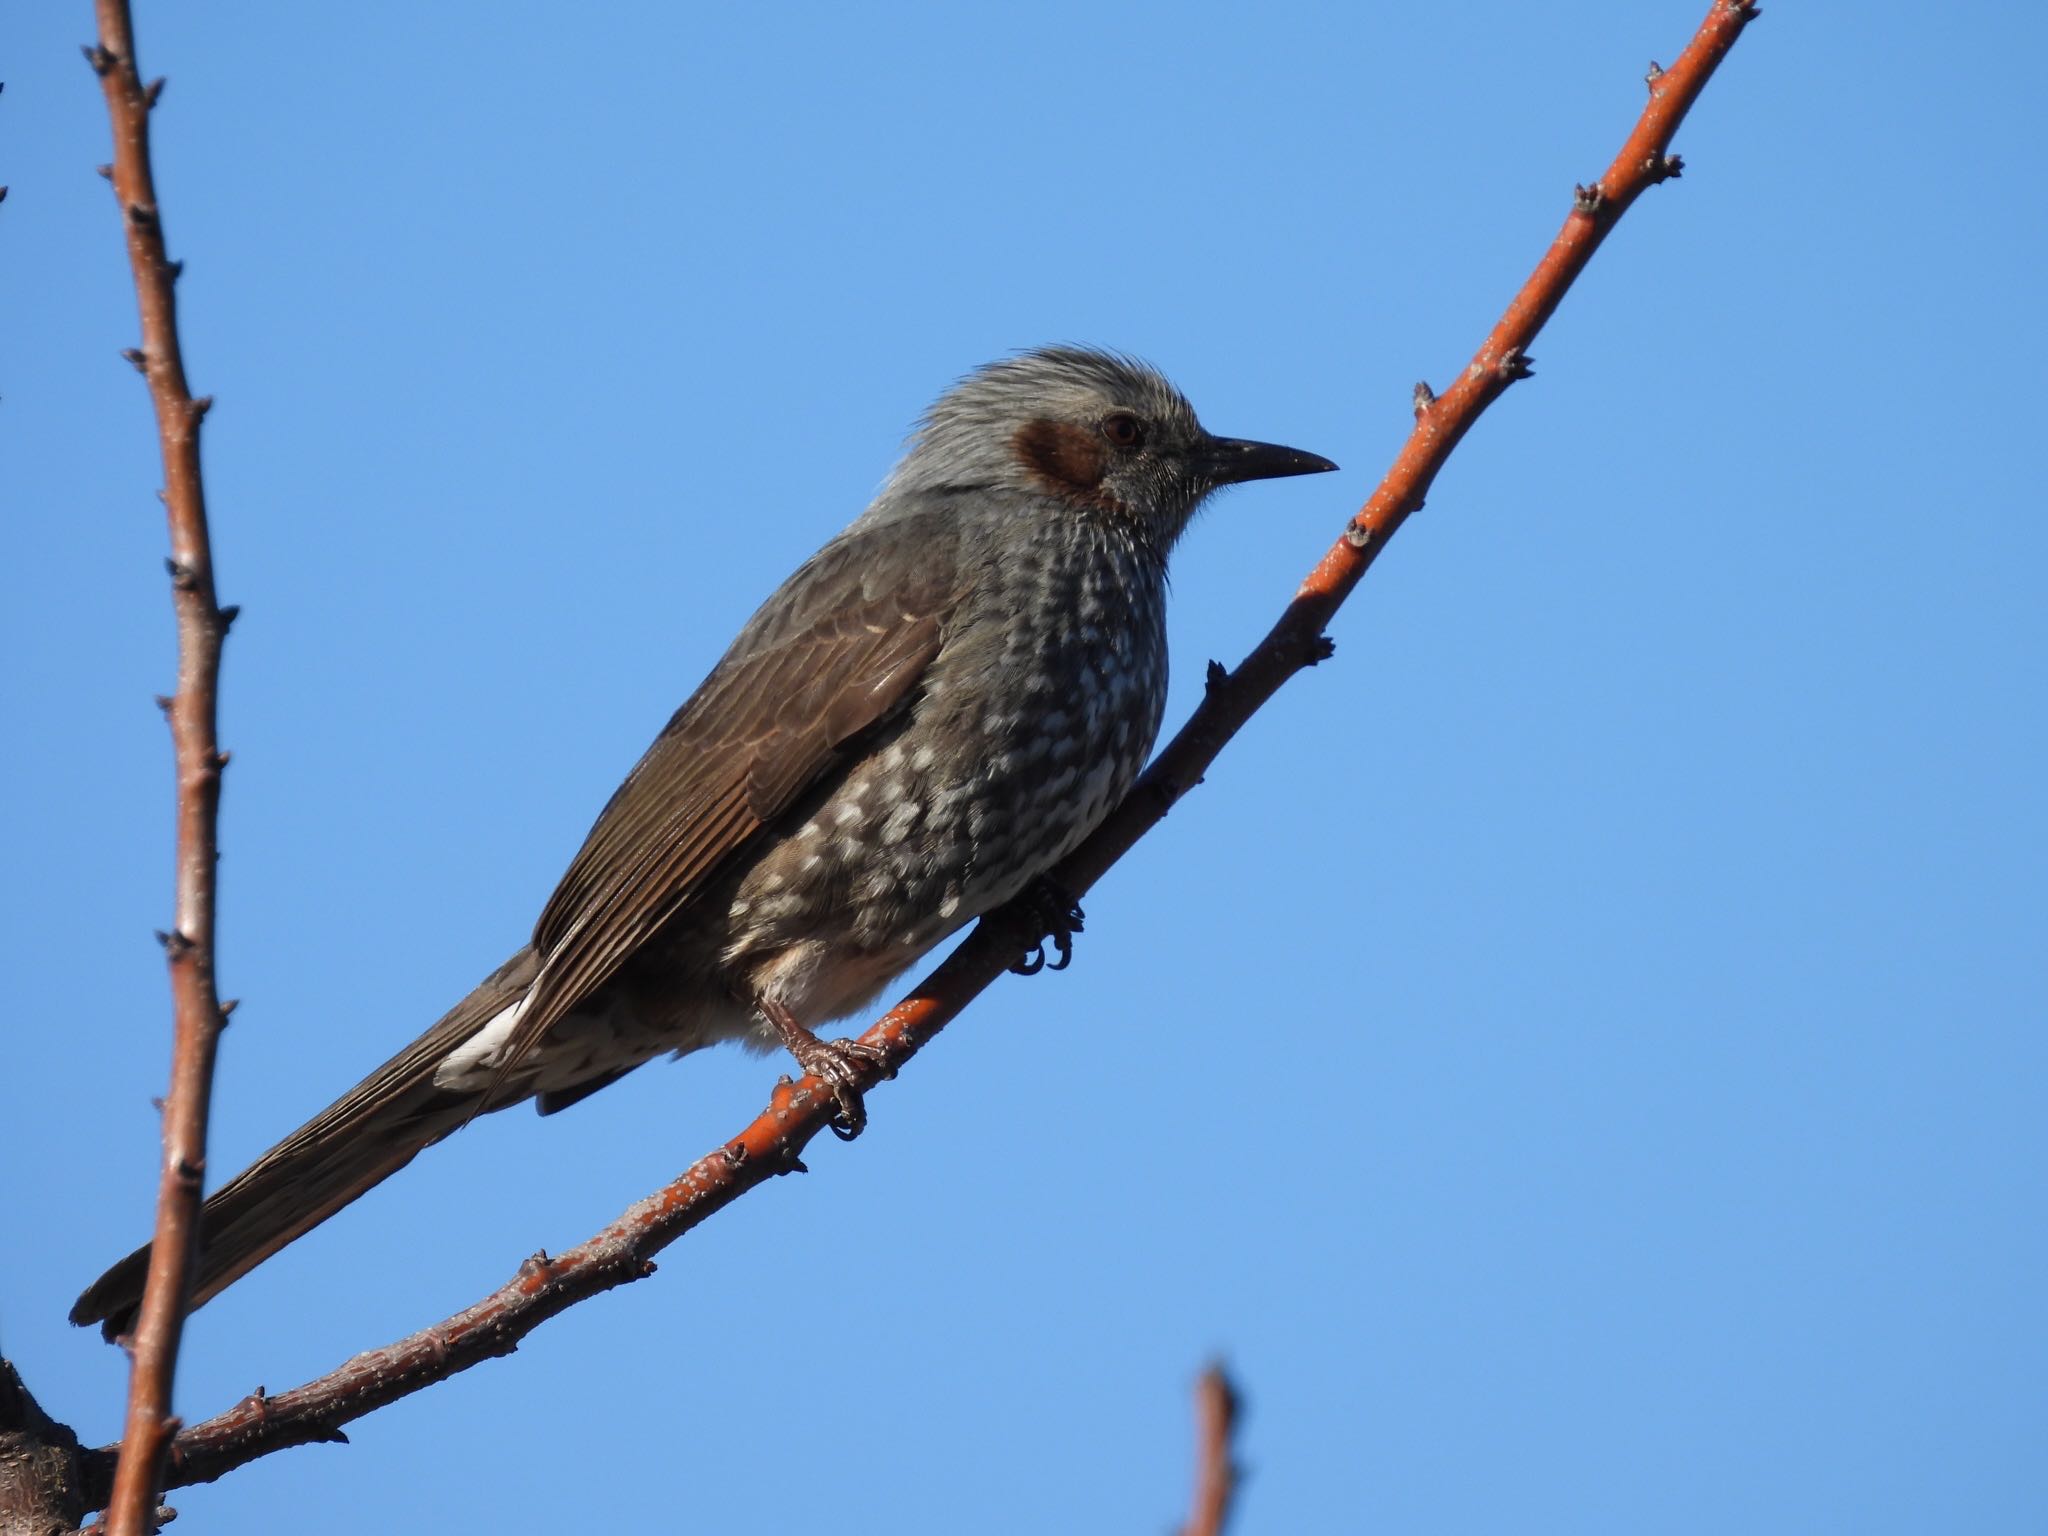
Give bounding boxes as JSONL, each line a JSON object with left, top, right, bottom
{"left": 87, "top": 3, "right": 237, "bottom": 1533}
{"left": 76, "top": 0, "right": 1757, "bottom": 1509}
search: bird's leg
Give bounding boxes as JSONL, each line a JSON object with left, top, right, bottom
{"left": 758, "top": 996, "right": 887, "bottom": 1141}
{"left": 1009, "top": 875, "right": 1086, "bottom": 976}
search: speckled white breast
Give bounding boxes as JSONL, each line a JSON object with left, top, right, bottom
{"left": 724, "top": 513, "right": 1169, "bottom": 970}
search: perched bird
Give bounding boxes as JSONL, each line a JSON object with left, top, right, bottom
{"left": 73, "top": 346, "right": 1335, "bottom": 1337}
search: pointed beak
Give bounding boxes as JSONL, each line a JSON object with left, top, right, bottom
{"left": 1196, "top": 434, "right": 1340, "bottom": 487}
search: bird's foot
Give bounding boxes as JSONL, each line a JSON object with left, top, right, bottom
{"left": 1010, "top": 876, "right": 1085, "bottom": 976}
{"left": 761, "top": 998, "right": 886, "bottom": 1140}
{"left": 799, "top": 1036, "right": 888, "bottom": 1140}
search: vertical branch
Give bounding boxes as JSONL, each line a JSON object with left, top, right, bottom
{"left": 1180, "top": 1364, "right": 1243, "bottom": 1536}
{"left": 87, "top": 5, "right": 234, "bottom": 1533}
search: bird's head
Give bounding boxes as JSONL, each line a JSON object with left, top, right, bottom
{"left": 881, "top": 347, "right": 1337, "bottom": 553}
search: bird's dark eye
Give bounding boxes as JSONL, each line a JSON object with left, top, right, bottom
{"left": 1100, "top": 411, "right": 1145, "bottom": 448}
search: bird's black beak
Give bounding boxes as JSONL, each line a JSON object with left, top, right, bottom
{"left": 1197, "top": 435, "right": 1339, "bottom": 486}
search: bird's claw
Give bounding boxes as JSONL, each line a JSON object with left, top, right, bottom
{"left": 1009, "top": 877, "right": 1085, "bottom": 976}
{"left": 761, "top": 995, "right": 889, "bottom": 1141}
{"left": 791, "top": 1035, "right": 887, "bottom": 1140}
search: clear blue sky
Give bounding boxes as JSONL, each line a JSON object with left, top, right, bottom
{"left": 5, "top": 3, "right": 2044, "bottom": 1531}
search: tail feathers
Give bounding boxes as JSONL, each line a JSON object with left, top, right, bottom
{"left": 72, "top": 947, "right": 539, "bottom": 1339}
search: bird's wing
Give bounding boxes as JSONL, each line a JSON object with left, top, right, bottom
{"left": 486, "top": 513, "right": 963, "bottom": 1094}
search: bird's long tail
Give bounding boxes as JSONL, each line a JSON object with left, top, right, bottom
{"left": 71, "top": 946, "right": 541, "bottom": 1340}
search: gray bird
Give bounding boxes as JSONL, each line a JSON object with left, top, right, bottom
{"left": 73, "top": 346, "right": 1335, "bottom": 1336}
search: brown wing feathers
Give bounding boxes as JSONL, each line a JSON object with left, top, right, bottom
{"left": 74, "top": 518, "right": 963, "bottom": 1334}
{"left": 482, "top": 519, "right": 960, "bottom": 1096}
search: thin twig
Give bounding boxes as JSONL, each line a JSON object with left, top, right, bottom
{"left": 75, "top": 0, "right": 1756, "bottom": 1507}
{"left": 87, "top": 4, "right": 235, "bottom": 1534}
{"left": 1181, "top": 1364, "right": 1243, "bottom": 1536}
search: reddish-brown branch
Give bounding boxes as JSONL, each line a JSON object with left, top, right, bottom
{"left": 88, "top": 4, "right": 235, "bottom": 1534}
{"left": 1181, "top": 1365, "right": 1243, "bottom": 1536}
{"left": 72, "top": 0, "right": 1755, "bottom": 1508}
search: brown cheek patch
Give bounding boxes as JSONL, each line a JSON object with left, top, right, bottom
{"left": 1012, "top": 420, "right": 1112, "bottom": 505}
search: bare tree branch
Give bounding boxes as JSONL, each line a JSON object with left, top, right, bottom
{"left": 1180, "top": 1365, "right": 1243, "bottom": 1536}
{"left": 62, "top": 0, "right": 1759, "bottom": 1508}
{"left": 85, "top": 3, "right": 235, "bottom": 1532}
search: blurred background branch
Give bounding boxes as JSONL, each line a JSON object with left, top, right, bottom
{"left": 1180, "top": 1364, "right": 1243, "bottom": 1536}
